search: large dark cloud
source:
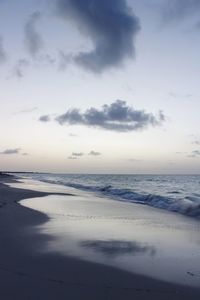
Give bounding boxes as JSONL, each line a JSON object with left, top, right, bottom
{"left": 163, "top": 0, "right": 200, "bottom": 23}
{"left": 55, "top": 100, "right": 165, "bottom": 132}
{"left": 25, "top": 12, "right": 43, "bottom": 57}
{"left": 55, "top": 0, "right": 140, "bottom": 72}
{"left": 0, "top": 37, "right": 7, "bottom": 64}
{"left": 0, "top": 148, "right": 20, "bottom": 155}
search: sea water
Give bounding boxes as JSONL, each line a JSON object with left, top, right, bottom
{"left": 16, "top": 173, "right": 200, "bottom": 219}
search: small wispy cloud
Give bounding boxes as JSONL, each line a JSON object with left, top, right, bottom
{"left": 191, "top": 140, "right": 200, "bottom": 146}
{"left": 25, "top": 11, "right": 43, "bottom": 58}
{"left": 13, "top": 59, "right": 29, "bottom": 78}
{"left": 14, "top": 107, "right": 38, "bottom": 115}
{"left": 0, "top": 148, "right": 21, "bottom": 155}
{"left": 39, "top": 115, "right": 51, "bottom": 122}
{"left": 188, "top": 135, "right": 200, "bottom": 146}
{"left": 88, "top": 151, "right": 101, "bottom": 156}
{"left": 40, "top": 54, "right": 56, "bottom": 65}
{"left": 58, "top": 51, "right": 72, "bottom": 71}
{"left": 69, "top": 133, "right": 78, "bottom": 137}
{"left": 0, "top": 36, "right": 7, "bottom": 64}
{"left": 168, "top": 92, "right": 193, "bottom": 99}
{"left": 22, "top": 152, "right": 29, "bottom": 156}
{"left": 72, "top": 152, "right": 84, "bottom": 157}
{"left": 188, "top": 150, "right": 200, "bottom": 158}
{"left": 162, "top": 0, "right": 200, "bottom": 28}
{"left": 68, "top": 152, "right": 84, "bottom": 160}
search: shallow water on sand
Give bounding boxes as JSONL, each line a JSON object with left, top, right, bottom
{"left": 16, "top": 173, "right": 200, "bottom": 219}
{"left": 16, "top": 179, "right": 200, "bottom": 289}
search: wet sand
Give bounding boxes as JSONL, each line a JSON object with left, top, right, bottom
{"left": 0, "top": 174, "right": 200, "bottom": 299}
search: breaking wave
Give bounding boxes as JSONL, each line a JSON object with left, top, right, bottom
{"left": 40, "top": 178, "right": 200, "bottom": 219}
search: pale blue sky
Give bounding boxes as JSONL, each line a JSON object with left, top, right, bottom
{"left": 1, "top": 0, "right": 200, "bottom": 173}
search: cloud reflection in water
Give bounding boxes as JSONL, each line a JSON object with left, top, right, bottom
{"left": 80, "top": 240, "right": 156, "bottom": 258}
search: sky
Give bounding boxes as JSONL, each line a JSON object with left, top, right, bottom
{"left": 1, "top": 0, "right": 200, "bottom": 174}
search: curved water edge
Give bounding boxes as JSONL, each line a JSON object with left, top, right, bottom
{"left": 15, "top": 173, "right": 200, "bottom": 219}
{"left": 20, "top": 192, "right": 200, "bottom": 288}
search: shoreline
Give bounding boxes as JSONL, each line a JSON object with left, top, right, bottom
{"left": 0, "top": 174, "right": 200, "bottom": 299}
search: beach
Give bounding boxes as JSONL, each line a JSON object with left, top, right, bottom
{"left": 0, "top": 174, "right": 200, "bottom": 299}
{"left": 2, "top": 1, "right": 200, "bottom": 299}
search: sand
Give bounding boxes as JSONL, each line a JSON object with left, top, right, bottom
{"left": 0, "top": 174, "right": 200, "bottom": 300}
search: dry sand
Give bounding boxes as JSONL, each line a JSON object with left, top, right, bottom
{"left": 0, "top": 174, "right": 200, "bottom": 300}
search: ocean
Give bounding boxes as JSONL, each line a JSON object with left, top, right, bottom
{"left": 16, "top": 173, "right": 200, "bottom": 219}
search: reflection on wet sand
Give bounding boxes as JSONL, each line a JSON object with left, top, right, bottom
{"left": 80, "top": 240, "right": 156, "bottom": 258}
{"left": 20, "top": 190, "right": 200, "bottom": 288}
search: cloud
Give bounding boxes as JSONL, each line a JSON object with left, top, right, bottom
{"left": 68, "top": 152, "right": 84, "bottom": 159}
{"left": 68, "top": 156, "right": 77, "bottom": 160}
{"left": 25, "top": 11, "right": 43, "bottom": 57}
{"left": 192, "top": 140, "right": 200, "bottom": 146}
{"left": 0, "top": 148, "right": 21, "bottom": 155}
{"left": 0, "top": 148, "right": 29, "bottom": 156}
{"left": 89, "top": 150, "right": 101, "bottom": 156}
{"left": 22, "top": 152, "right": 29, "bottom": 156}
{"left": 69, "top": 133, "right": 78, "bottom": 137}
{"left": 72, "top": 152, "right": 84, "bottom": 157}
{"left": 41, "top": 54, "right": 56, "bottom": 65}
{"left": 14, "top": 107, "right": 38, "bottom": 115}
{"left": 39, "top": 115, "right": 51, "bottom": 122}
{"left": 13, "top": 59, "right": 29, "bottom": 78}
{"left": 58, "top": 51, "right": 72, "bottom": 71}
{"left": 55, "top": 0, "right": 140, "bottom": 72}
{"left": 55, "top": 100, "right": 165, "bottom": 132}
{"left": 0, "top": 36, "right": 7, "bottom": 64}
{"left": 162, "top": 0, "right": 200, "bottom": 24}
{"left": 188, "top": 150, "right": 200, "bottom": 158}
{"left": 168, "top": 92, "right": 193, "bottom": 99}
{"left": 196, "top": 20, "right": 200, "bottom": 29}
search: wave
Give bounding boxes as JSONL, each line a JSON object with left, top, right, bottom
{"left": 40, "top": 178, "right": 200, "bottom": 219}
